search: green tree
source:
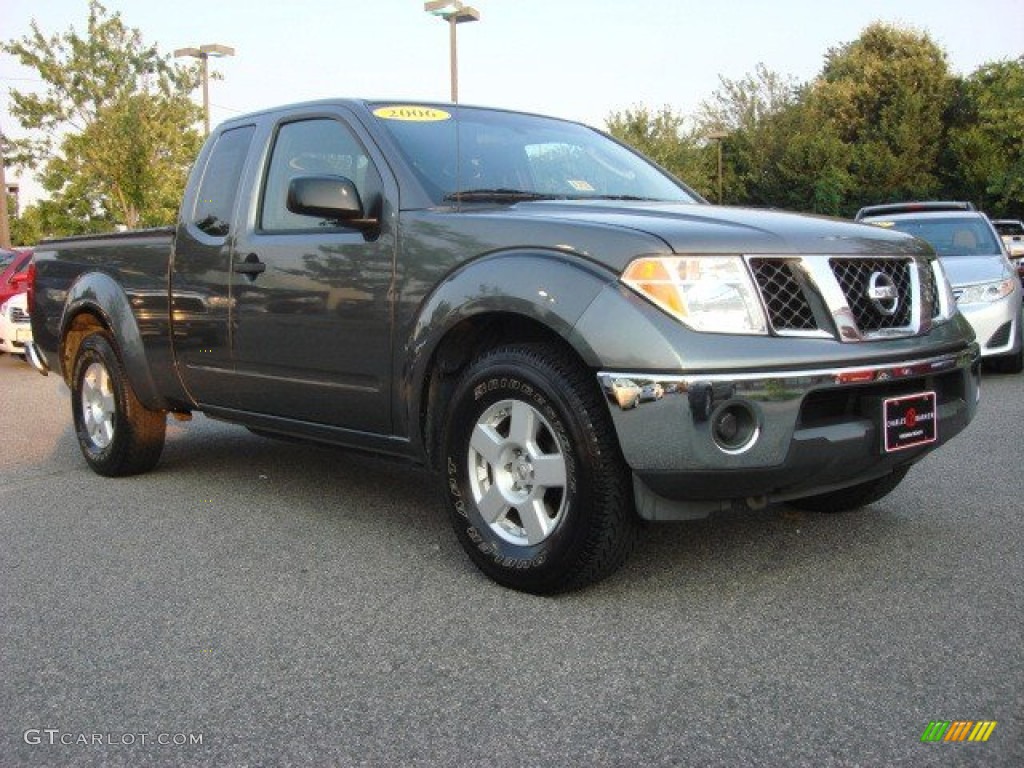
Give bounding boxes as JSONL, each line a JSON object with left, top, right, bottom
{"left": 696, "top": 64, "right": 803, "bottom": 206}
{"left": 812, "top": 22, "right": 954, "bottom": 211}
{"left": 944, "top": 57, "right": 1024, "bottom": 218}
{"left": 2, "top": 0, "right": 203, "bottom": 235}
{"left": 605, "top": 105, "right": 711, "bottom": 197}
{"left": 757, "top": 97, "right": 854, "bottom": 215}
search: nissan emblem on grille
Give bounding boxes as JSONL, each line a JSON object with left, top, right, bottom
{"left": 867, "top": 271, "right": 900, "bottom": 316}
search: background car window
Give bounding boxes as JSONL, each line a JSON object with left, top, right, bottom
{"left": 192, "top": 125, "right": 255, "bottom": 237}
{"left": 260, "top": 118, "right": 380, "bottom": 232}
{"left": 885, "top": 217, "right": 1002, "bottom": 256}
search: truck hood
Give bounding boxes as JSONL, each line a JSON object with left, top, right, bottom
{"left": 938, "top": 254, "right": 1011, "bottom": 288}
{"left": 497, "top": 201, "right": 929, "bottom": 269}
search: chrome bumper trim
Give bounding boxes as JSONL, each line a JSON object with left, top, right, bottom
{"left": 24, "top": 341, "right": 50, "bottom": 377}
{"left": 597, "top": 345, "right": 979, "bottom": 477}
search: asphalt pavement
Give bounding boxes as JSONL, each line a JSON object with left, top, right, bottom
{"left": 1, "top": 350, "right": 1021, "bottom": 767}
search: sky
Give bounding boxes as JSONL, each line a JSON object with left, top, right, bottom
{"left": 2, "top": 0, "right": 1022, "bottom": 205}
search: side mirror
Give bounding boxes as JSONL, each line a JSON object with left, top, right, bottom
{"left": 287, "top": 175, "right": 378, "bottom": 230}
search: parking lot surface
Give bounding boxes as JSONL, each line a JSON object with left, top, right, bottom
{"left": 1, "top": 351, "right": 1021, "bottom": 767}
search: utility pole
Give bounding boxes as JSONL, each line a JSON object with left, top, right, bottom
{"left": 0, "top": 133, "right": 11, "bottom": 248}
{"left": 707, "top": 131, "right": 728, "bottom": 204}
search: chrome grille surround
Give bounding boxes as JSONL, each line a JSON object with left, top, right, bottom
{"left": 745, "top": 254, "right": 942, "bottom": 342}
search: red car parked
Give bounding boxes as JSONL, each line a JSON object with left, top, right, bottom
{"left": 0, "top": 248, "right": 33, "bottom": 308}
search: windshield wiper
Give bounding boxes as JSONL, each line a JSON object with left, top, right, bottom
{"left": 444, "top": 188, "right": 561, "bottom": 203}
{"left": 574, "top": 194, "right": 663, "bottom": 202}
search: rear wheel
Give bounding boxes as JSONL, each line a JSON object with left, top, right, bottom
{"left": 71, "top": 333, "right": 166, "bottom": 476}
{"left": 441, "top": 343, "right": 637, "bottom": 593}
{"left": 788, "top": 466, "right": 910, "bottom": 513}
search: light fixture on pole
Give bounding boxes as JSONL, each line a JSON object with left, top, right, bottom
{"left": 706, "top": 130, "right": 729, "bottom": 204}
{"left": 173, "top": 43, "right": 235, "bottom": 136}
{"left": 424, "top": 1, "right": 480, "bottom": 103}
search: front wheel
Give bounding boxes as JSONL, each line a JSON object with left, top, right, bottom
{"left": 71, "top": 332, "right": 166, "bottom": 477}
{"left": 441, "top": 344, "right": 638, "bottom": 593}
{"left": 787, "top": 466, "right": 910, "bottom": 513}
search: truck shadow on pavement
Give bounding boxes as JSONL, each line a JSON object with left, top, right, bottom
{"left": 139, "top": 414, "right": 915, "bottom": 595}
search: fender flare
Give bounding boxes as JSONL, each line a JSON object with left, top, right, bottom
{"left": 401, "top": 249, "right": 617, "bottom": 450}
{"left": 59, "top": 271, "right": 166, "bottom": 411}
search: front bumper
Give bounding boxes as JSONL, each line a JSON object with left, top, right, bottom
{"left": 956, "top": 294, "right": 1021, "bottom": 357}
{"left": 599, "top": 345, "right": 980, "bottom": 520}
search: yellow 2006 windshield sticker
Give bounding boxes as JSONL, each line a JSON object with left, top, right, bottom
{"left": 373, "top": 106, "right": 451, "bottom": 122}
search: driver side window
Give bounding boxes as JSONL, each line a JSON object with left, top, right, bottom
{"left": 260, "top": 118, "right": 380, "bottom": 232}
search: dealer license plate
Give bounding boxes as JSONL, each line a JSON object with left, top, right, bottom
{"left": 15, "top": 328, "right": 31, "bottom": 342}
{"left": 883, "top": 392, "right": 937, "bottom": 453}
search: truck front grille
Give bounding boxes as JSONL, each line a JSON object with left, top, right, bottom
{"left": 11, "top": 306, "right": 29, "bottom": 323}
{"left": 746, "top": 254, "right": 937, "bottom": 341}
{"left": 749, "top": 260, "right": 817, "bottom": 332}
{"left": 830, "top": 258, "right": 913, "bottom": 331}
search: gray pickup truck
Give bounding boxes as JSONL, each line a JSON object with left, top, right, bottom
{"left": 27, "top": 99, "right": 980, "bottom": 592}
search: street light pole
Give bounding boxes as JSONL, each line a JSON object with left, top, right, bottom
{"left": 0, "top": 136, "right": 11, "bottom": 248}
{"left": 707, "top": 131, "right": 729, "bottom": 204}
{"left": 424, "top": 1, "right": 480, "bottom": 102}
{"left": 173, "top": 43, "right": 235, "bottom": 136}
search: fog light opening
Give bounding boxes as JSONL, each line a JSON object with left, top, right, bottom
{"left": 711, "top": 402, "right": 759, "bottom": 454}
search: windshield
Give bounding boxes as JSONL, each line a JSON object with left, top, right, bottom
{"left": 371, "top": 104, "right": 700, "bottom": 206}
{"left": 871, "top": 216, "right": 1003, "bottom": 256}
{"left": 0, "top": 250, "right": 16, "bottom": 269}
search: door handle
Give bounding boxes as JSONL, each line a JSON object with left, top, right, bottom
{"left": 234, "top": 254, "right": 266, "bottom": 277}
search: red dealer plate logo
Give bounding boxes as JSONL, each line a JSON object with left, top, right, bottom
{"left": 883, "top": 391, "right": 937, "bottom": 452}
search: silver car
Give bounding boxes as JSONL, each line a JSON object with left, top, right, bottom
{"left": 857, "top": 202, "right": 1023, "bottom": 373}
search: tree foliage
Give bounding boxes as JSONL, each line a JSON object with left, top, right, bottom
{"left": 605, "top": 23, "right": 1022, "bottom": 219}
{"left": 814, "top": 22, "right": 954, "bottom": 209}
{"left": 943, "top": 57, "right": 1024, "bottom": 218}
{"left": 605, "top": 105, "right": 712, "bottom": 198}
{"left": 2, "top": 1, "right": 203, "bottom": 235}
{"left": 695, "top": 64, "right": 805, "bottom": 208}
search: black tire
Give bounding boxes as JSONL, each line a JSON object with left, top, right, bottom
{"left": 788, "top": 466, "right": 910, "bottom": 514}
{"left": 71, "top": 332, "right": 166, "bottom": 477}
{"left": 441, "top": 343, "right": 638, "bottom": 594}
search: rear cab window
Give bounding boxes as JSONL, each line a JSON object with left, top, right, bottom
{"left": 192, "top": 125, "right": 256, "bottom": 237}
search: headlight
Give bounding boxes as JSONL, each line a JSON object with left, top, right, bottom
{"left": 621, "top": 256, "right": 768, "bottom": 334}
{"left": 955, "top": 277, "right": 1016, "bottom": 305}
{"left": 930, "top": 259, "right": 958, "bottom": 320}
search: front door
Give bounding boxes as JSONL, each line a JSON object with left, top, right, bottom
{"left": 229, "top": 114, "right": 396, "bottom": 434}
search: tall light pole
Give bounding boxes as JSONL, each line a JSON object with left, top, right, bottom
{"left": 174, "top": 43, "right": 235, "bottom": 136}
{"left": 0, "top": 144, "right": 11, "bottom": 248}
{"left": 707, "top": 130, "right": 728, "bottom": 204}
{"left": 0, "top": 129, "right": 11, "bottom": 248}
{"left": 424, "top": 1, "right": 480, "bottom": 103}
